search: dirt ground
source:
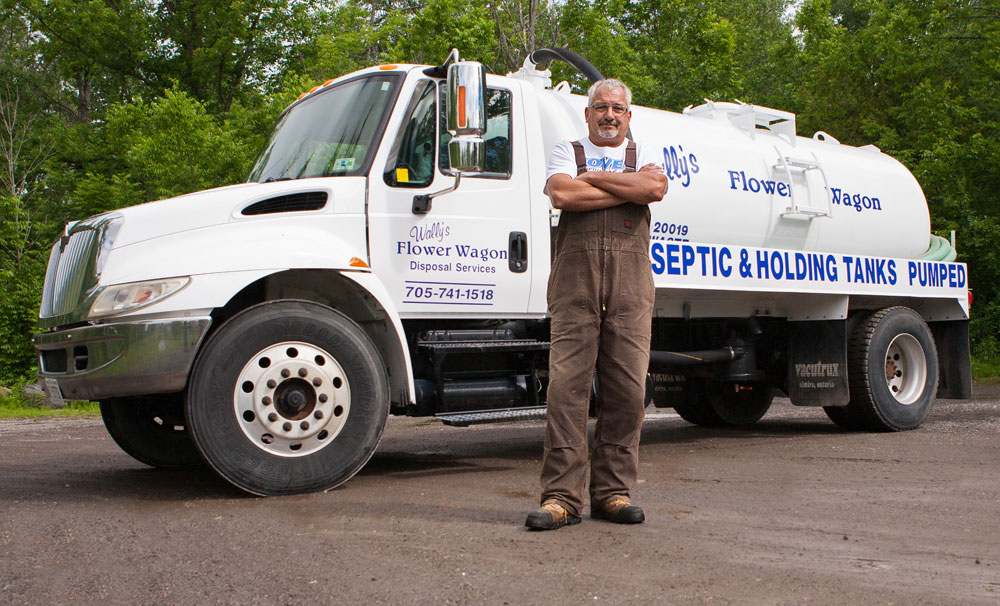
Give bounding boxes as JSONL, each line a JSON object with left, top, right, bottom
{"left": 2, "top": 388, "right": 1000, "bottom": 606}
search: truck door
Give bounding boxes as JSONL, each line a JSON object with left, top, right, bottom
{"left": 368, "top": 78, "right": 534, "bottom": 318}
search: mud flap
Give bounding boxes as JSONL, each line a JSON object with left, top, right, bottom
{"left": 930, "top": 320, "right": 972, "bottom": 399}
{"left": 648, "top": 371, "right": 697, "bottom": 408}
{"left": 788, "top": 320, "right": 849, "bottom": 406}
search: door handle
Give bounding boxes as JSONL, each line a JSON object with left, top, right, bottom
{"left": 508, "top": 231, "right": 527, "bottom": 273}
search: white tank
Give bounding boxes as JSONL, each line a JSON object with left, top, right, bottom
{"left": 534, "top": 90, "right": 932, "bottom": 260}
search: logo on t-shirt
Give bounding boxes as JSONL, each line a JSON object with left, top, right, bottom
{"left": 585, "top": 157, "right": 628, "bottom": 172}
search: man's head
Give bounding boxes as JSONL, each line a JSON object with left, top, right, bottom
{"left": 585, "top": 79, "right": 632, "bottom": 147}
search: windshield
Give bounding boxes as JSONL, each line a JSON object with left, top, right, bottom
{"left": 249, "top": 74, "right": 401, "bottom": 182}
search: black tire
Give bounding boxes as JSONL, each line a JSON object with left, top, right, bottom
{"left": 672, "top": 398, "right": 725, "bottom": 426}
{"left": 704, "top": 381, "right": 774, "bottom": 426}
{"left": 824, "top": 307, "right": 938, "bottom": 431}
{"left": 673, "top": 381, "right": 773, "bottom": 427}
{"left": 100, "top": 395, "right": 204, "bottom": 468}
{"left": 186, "top": 301, "right": 389, "bottom": 496}
{"left": 822, "top": 404, "right": 867, "bottom": 431}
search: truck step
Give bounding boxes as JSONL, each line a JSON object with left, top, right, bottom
{"left": 436, "top": 406, "right": 547, "bottom": 427}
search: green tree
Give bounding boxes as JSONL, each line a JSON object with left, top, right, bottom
{"left": 797, "top": 0, "right": 1000, "bottom": 353}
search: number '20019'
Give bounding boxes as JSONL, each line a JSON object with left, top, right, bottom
{"left": 652, "top": 222, "right": 688, "bottom": 236}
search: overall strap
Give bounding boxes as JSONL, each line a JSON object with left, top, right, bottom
{"left": 571, "top": 141, "right": 588, "bottom": 175}
{"left": 624, "top": 141, "right": 637, "bottom": 172}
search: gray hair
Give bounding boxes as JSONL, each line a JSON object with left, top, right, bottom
{"left": 587, "top": 79, "right": 632, "bottom": 109}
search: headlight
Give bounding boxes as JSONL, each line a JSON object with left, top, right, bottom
{"left": 89, "top": 277, "right": 191, "bottom": 318}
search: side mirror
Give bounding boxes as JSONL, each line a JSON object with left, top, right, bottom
{"left": 413, "top": 51, "right": 487, "bottom": 215}
{"left": 446, "top": 60, "right": 487, "bottom": 173}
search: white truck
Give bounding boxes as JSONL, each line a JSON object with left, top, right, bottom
{"left": 34, "top": 49, "right": 971, "bottom": 495}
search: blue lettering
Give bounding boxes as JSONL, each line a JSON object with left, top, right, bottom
{"left": 756, "top": 250, "right": 769, "bottom": 279}
{"left": 728, "top": 171, "right": 741, "bottom": 190}
{"left": 720, "top": 247, "right": 732, "bottom": 277}
{"left": 682, "top": 245, "right": 695, "bottom": 275}
{"left": 666, "top": 243, "right": 681, "bottom": 275}
{"left": 650, "top": 242, "right": 665, "bottom": 274}
{"left": 795, "top": 253, "right": 808, "bottom": 280}
{"left": 770, "top": 251, "right": 785, "bottom": 279}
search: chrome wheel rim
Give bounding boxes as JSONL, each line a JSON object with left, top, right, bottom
{"left": 884, "top": 334, "right": 926, "bottom": 405}
{"left": 234, "top": 341, "right": 350, "bottom": 457}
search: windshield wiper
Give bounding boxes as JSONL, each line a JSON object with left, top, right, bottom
{"left": 263, "top": 176, "right": 294, "bottom": 183}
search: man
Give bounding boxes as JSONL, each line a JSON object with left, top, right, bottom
{"left": 526, "top": 79, "right": 667, "bottom": 531}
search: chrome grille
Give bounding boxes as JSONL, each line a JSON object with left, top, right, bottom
{"left": 39, "top": 213, "right": 123, "bottom": 322}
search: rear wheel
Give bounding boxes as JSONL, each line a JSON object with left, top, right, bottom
{"left": 186, "top": 301, "right": 389, "bottom": 496}
{"left": 100, "top": 395, "right": 203, "bottom": 468}
{"left": 673, "top": 381, "right": 773, "bottom": 427}
{"left": 824, "top": 307, "right": 938, "bottom": 431}
{"left": 705, "top": 381, "right": 774, "bottom": 426}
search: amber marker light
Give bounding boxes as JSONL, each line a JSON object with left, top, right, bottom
{"left": 378, "top": 65, "right": 398, "bottom": 70}
{"left": 458, "top": 86, "right": 467, "bottom": 128}
{"left": 349, "top": 257, "right": 370, "bottom": 268}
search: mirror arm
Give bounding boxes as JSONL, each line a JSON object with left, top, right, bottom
{"left": 422, "top": 48, "right": 461, "bottom": 78}
{"left": 412, "top": 173, "right": 462, "bottom": 215}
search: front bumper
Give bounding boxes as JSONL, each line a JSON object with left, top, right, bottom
{"left": 34, "top": 316, "right": 212, "bottom": 400}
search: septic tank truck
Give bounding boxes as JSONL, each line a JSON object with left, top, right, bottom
{"left": 34, "top": 49, "right": 970, "bottom": 495}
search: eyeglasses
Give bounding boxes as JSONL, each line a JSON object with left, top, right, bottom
{"left": 590, "top": 103, "right": 629, "bottom": 115}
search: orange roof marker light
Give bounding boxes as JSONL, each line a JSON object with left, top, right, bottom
{"left": 349, "top": 257, "right": 370, "bottom": 268}
{"left": 378, "top": 65, "right": 398, "bottom": 71}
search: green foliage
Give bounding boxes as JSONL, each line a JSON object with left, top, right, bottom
{"left": 1, "top": 0, "right": 999, "bottom": 381}
{"left": 796, "top": 0, "right": 1000, "bottom": 352}
{"left": 0, "top": 377, "right": 99, "bottom": 418}
{"left": 72, "top": 87, "right": 254, "bottom": 212}
{"left": 0, "top": 241, "right": 44, "bottom": 384}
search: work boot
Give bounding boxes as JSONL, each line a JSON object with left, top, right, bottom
{"left": 525, "top": 500, "right": 581, "bottom": 530}
{"left": 591, "top": 496, "right": 645, "bottom": 524}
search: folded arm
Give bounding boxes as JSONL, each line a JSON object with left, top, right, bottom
{"left": 577, "top": 163, "right": 667, "bottom": 204}
{"left": 545, "top": 174, "right": 629, "bottom": 211}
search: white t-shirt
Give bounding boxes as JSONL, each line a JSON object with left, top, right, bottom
{"left": 545, "top": 138, "right": 663, "bottom": 183}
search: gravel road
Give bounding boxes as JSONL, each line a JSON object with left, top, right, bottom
{"left": 2, "top": 390, "right": 1000, "bottom": 605}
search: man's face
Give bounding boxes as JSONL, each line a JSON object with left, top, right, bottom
{"left": 585, "top": 86, "right": 631, "bottom": 146}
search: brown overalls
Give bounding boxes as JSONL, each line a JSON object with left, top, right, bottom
{"left": 541, "top": 141, "right": 655, "bottom": 517}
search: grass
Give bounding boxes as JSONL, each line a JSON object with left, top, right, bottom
{"left": 972, "top": 359, "right": 1000, "bottom": 383}
{"left": 0, "top": 379, "right": 99, "bottom": 419}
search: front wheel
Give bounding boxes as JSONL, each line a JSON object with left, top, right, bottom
{"left": 186, "top": 301, "right": 389, "bottom": 496}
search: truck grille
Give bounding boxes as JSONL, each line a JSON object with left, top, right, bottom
{"left": 39, "top": 213, "right": 123, "bottom": 323}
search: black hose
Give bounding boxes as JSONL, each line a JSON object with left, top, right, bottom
{"left": 529, "top": 48, "right": 605, "bottom": 83}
